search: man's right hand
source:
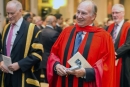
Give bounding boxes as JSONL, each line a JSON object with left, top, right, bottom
{"left": 0, "top": 61, "right": 9, "bottom": 73}
{"left": 55, "top": 64, "right": 67, "bottom": 76}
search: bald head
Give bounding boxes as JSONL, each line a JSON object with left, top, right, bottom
{"left": 46, "top": 15, "right": 56, "bottom": 25}
{"left": 79, "top": 0, "right": 97, "bottom": 16}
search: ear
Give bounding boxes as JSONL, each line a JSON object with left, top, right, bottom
{"left": 19, "top": 9, "right": 22, "bottom": 13}
{"left": 91, "top": 14, "right": 96, "bottom": 21}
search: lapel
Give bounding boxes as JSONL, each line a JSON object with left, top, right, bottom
{"left": 11, "top": 20, "right": 26, "bottom": 50}
{"left": 114, "top": 22, "right": 125, "bottom": 50}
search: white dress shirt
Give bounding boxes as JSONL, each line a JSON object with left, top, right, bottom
{"left": 115, "top": 20, "right": 124, "bottom": 39}
{"left": 6, "top": 17, "right": 23, "bottom": 52}
{"left": 81, "top": 23, "right": 93, "bottom": 40}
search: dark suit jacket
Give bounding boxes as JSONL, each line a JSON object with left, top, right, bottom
{"left": 41, "top": 26, "right": 60, "bottom": 69}
{"left": 55, "top": 25, "right": 62, "bottom": 33}
{"left": 0, "top": 19, "right": 43, "bottom": 87}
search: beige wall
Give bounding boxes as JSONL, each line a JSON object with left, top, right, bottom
{"left": 59, "top": 0, "right": 74, "bottom": 23}
{"left": 124, "top": 0, "right": 130, "bottom": 19}
{"left": 30, "top": 0, "right": 38, "bottom": 15}
{"left": 93, "top": 0, "right": 107, "bottom": 24}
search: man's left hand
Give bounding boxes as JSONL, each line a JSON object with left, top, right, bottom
{"left": 8, "top": 62, "right": 20, "bottom": 71}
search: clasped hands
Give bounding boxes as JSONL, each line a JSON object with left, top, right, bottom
{"left": 0, "top": 61, "right": 20, "bottom": 73}
{"left": 55, "top": 64, "right": 86, "bottom": 77}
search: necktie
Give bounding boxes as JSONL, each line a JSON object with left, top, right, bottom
{"left": 112, "top": 24, "right": 118, "bottom": 43}
{"left": 73, "top": 31, "right": 83, "bottom": 55}
{"left": 6, "top": 24, "right": 15, "bottom": 56}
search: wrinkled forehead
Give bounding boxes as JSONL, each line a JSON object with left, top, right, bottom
{"left": 77, "top": 2, "right": 92, "bottom": 12}
{"left": 6, "top": 2, "right": 17, "bottom": 9}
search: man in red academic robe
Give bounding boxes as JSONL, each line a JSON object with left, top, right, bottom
{"left": 107, "top": 4, "right": 130, "bottom": 87}
{"left": 47, "top": 0, "right": 115, "bottom": 87}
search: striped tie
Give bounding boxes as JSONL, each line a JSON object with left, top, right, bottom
{"left": 112, "top": 24, "right": 118, "bottom": 43}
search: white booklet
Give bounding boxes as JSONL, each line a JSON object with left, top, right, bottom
{"left": 68, "top": 52, "right": 92, "bottom": 68}
{"left": 2, "top": 55, "right": 13, "bottom": 74}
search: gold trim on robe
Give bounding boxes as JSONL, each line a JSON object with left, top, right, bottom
{"left": 26, "top": 78, "right": 40, "bottom": 86}
{"left": 32, "top": 43, "right": 44, "bottom": 53}
{"left": 32, "top": 52, "right": 42, "bottom": 61}
{"left": 22, "top": 23, "right": 35, "bottom": 87}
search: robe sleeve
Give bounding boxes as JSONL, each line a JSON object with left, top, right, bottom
{"left": 18, "top": 26, "right": 43, "bottom": 72}
{"left": 90, "top": 34, "right": 115, "bottom": 87}
{"left": 116, "top": 28, "right": 130, "bottom": 58}
{"left": 97, "top": 35, "right": 115, "bottom": 87}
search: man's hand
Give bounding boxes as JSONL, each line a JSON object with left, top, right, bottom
{"left": 66, "top": 68, "right": 86, "bottom": 78}
{"left": 0, "top": 61, "right": 9, "bottom": 73}
{"left": 8, "top": 62, "right": 20, "bottom": 71}
{"left": 55, "top": 64, "right": 67, "bottom": 76}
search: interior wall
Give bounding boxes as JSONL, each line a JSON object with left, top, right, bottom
{"left": 0, "top": 0, "right": 4, "bottom": 33}
{"left": 30, "top": 0, "right": 38, "bottom": 15}
{"left": 124, "top": 0, "right": 130, "bottom": 20}
{"left": 93, "top": 0, "right": 107, "bottom": 24}
{"left": 59, "top": 0, "right": 74, "bottom": 23}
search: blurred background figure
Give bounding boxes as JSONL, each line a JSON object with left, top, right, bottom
{"left": 23, "top": 12, "right": 33, "bottom": 23}
{"left": 33, "top": 16, "right": 44, "bottom": 29}
{"left": 63, "top": 18, "right": 71, "bottom": 28}
{"left": 41, "top": 16, "right": 46, "bottom": 29}
{"left": 70, "top": 14, "right": 77, "bottom": 26}
{"left": 41, "top": 15, "right": 60, "bottom": 83}
{"left": 54, "top": 13, "right": 63, "bottom": 33}
{"left": 2, "top": 16, "right": 9, "bottom": 29}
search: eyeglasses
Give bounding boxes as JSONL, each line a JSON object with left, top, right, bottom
{"left": 112, "top": 11, "right": 122, "bottom": 15}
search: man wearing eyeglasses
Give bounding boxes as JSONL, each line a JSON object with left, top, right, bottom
{"left": 107, "top": 4, "right": 130, "bottom": 87}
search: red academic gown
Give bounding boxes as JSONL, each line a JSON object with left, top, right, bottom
{"left": 107, "top": 21, "right": 130, "bottom": 87}
{"left": 47, "top": 24, "right": 115, "bottom": 87}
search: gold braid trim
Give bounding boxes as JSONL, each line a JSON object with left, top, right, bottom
{"left": 26, "top": 78, "right": 40, "bottom": 86}
{"left": 35, "top": 30, "right": 41, "bottom": 38}
{"left": 22, "top": 23, "right": 35, "bottom": 87}
{"left": 2, "top": 23, "right": 10, "bottom": 47}
{"left": 32, "top": 52, "right": 42, "bottom": 61}
{"left": 32, "top": 43, "right": 44, "bottom": 52}
{"left": 1, "top": 73, "right": 4, "bottom": 87}
{"left": 1, "top": 23, "right": 10, "bottom": 87}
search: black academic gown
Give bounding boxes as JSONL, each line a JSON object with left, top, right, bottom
{"left": 0, "top": 19, "right": 43, "bottom": 87}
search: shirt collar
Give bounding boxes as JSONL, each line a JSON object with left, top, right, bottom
{"left": 46, "top": 25, "right": 54, "bottom": 29}
{"left": 15, "top": 17, "right": 23, "bottom": 27}
{"left": 56, "top": 23, "right": 60, "bottom": 27}
{"left": 116, "top": 19, "right": 124, "bottom": 27}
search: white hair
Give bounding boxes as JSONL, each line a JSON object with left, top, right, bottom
{"left": 112, "top": 4, "right": 125, "bottom": 12}
{"left": 7, "top": 0, "right": 23, "bottom": 10}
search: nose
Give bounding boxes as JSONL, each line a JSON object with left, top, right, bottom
{"left": 8, "top": 14, "right": 13, "bottom": 19}
{"left": 77, "top": 13, "right": 82, "bottom": 19}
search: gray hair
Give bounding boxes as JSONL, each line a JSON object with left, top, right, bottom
{"left": 112, "top": 4, "right": 125, "bottom": 12}
{"left": 7, "top": 0, "right": 23, "bottom": 10}
{"left": 81, "top": 0, "right": 97, "bottom": 16}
